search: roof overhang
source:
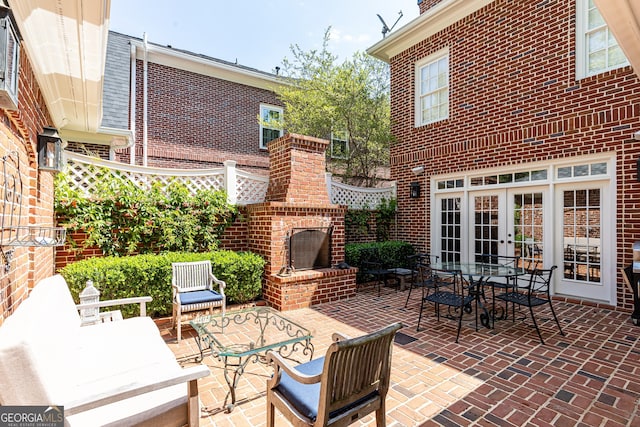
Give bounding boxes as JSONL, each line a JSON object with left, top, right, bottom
{"left": 131, "top": 39, "right": 284, "bottom": 91}
{"left": 8, "top": 0, "right": 110, "bottom": 134}
{"left": 367, "top": 0, "right": 495, "bottom": 63}
{"left": 593, "top": 0, "right": 640, "bottom": 77}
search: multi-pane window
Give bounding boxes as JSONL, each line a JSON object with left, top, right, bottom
{"left": 440, "top": 197, "right": 461, "bottom": 263}
{"left": 577, "top": 0, "right": 629, "bottom": 78}
{"left": 562, "top": 189, "right": 601, "bottom": 283}
{"left": 259, "top": 105, "right": 283, "bottom": 149}
{"left": 416, "top": 49, "right": 449, "bottom": 126}
{"left": 330, "top": 130, "right": 348, "bottom": 159}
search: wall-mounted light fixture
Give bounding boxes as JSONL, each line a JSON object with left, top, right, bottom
{"left": 37, "top": 126, "right": 63, "bottom": 172}
{"left": 411, "top": 165, "right": 425, "bottom": 175}
{"left": 410, "top": 182, "right": 421, "bottom": 198}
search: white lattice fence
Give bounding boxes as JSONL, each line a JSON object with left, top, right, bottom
{"left": 329, "top": 180, "right": 397, "bottom": 210}
{"left": 64, "top": 152, "right": 268, "bottom": 205}
{"left": 64, "top": 152, "right": 394, "bottom": 209}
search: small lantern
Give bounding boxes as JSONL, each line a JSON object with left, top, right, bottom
{"left": 410, "top": 182, "right": 421, "bottom": 198}
{"left": 37, "top": 126, "right": 63, "bottom": 172}
{"left": 79, "top": 280, "right": 100, "bottom": 325}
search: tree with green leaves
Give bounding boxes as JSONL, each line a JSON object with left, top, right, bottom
{"left": 274, "top": 28, "right": 393, "bottom": 186}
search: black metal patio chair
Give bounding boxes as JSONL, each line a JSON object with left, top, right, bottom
{"left": 495, "top": 266, "right": 563, "bottom": 344}
{"left": 480, "top": 254, "right": 521, "bottom": 319}
{"left": 358, "top": 249, "right": 399, "bottom": 296}
{"left": 405, "top": 253, "right": 439, "bottom": 307}
{"left": 417, "top": 267, "right": 476, "bottom": 343}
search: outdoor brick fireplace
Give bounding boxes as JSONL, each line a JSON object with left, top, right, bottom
{"left": 245, "top": 133, "right": 357, "bottom": 310}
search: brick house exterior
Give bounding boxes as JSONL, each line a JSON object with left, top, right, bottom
{"left": 0, "top": 2, "right": 99, "bottom": 325}
{"left": 369, "top": 0, "right": 640, "bottom": 311}
{"left": 64, "top": 31, "right": 283, "bottom": 175}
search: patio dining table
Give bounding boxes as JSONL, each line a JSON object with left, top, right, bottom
{"left": 431, "top": 261, "right": 526, "bottom": 328}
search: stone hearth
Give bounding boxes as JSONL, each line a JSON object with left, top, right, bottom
{"left": 246, "top": 134, "right": 357, "bottom": 310}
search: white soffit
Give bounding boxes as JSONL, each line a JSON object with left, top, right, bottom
{"left": 9, "top": 0, "right": 110, "bottom": 133}
{"left": 367, "top": 0, "right": 495, "bottom": 63}
{"left": 593, "top": 0, "right": 640, "bottom": 77}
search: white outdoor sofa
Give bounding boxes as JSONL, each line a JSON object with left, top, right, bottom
{"left": 0, "top": 274, "right": 210, "bottom": 426}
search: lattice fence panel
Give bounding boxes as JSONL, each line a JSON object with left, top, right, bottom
{"left": 236, "top": 173, "right": 269, "bottom": 205}
{"left": 64, "top": 152, "right": 395, "bottom": 209}
{"left": 330, "top": 182, "right": 396, "bottom": 210}
{"left": 66, "top": 153, "right": 226, "bottom": 198}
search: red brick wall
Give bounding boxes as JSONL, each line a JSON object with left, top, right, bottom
{"left": 389, "top": 0, "right": 640, "bottom": 309}
{"left": 0, "top": 46, "right": 56, "bottom": 325}
{"left": 265, "top": 268, "right": 357, "bottom": 311}
{"left": 266, "top": 133, "right": 331, "bottom": 205}
{"left": 116, "top": 60, "right": 282, "bottom": 171}
{"left": 419, "top": 0, "right": 446, "bottom": 14}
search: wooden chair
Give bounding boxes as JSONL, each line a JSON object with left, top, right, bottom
{"left": 172, "top": 260, "right": 226, "bottom": 342}
{"left": 266, "top": 322, "right": 403, "bottom": 427}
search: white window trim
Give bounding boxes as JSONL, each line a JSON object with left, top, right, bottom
{"left": 575, "top": 0, "right": 629, "bottom": 79}
{"left": 414, "top": 47, "right": 449, "bottom": 128}
{"left": 259, "top": 104, "right": 283, "bottom": 149}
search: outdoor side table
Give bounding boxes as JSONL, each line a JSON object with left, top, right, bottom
{"left": 189, "top": 306, "right": 314, "bottom": 412}
{"left": 387, "top": 268, "right": 415, "bottom": 291}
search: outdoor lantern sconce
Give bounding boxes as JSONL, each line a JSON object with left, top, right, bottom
{"left": 37, "top": 126, "right": 63, "bottom": 172}
{"left": 410, "top": 182, "right": 421, "bottom": 198}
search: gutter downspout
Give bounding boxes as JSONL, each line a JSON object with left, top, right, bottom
{"left": 143, "top": 32, "right": 148, "bottom": 166}
{"left": 129, "top": 42, "right": 137, "bottom": 165}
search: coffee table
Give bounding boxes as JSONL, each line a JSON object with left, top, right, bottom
{"left": 189, "top": 306, "right": 314, "bottom": 411}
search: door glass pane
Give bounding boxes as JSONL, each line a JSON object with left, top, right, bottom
{"left": 440, "top": 197, "right": 461, "bottom": 262}
{"left": 473, "top": 195, "right": 499, "bottom": 262}
{"left": 513, "top": 192, "right": 544, "bottom": 271}
{"left": 563, "top": 189, "right": 601, "bottom": 283}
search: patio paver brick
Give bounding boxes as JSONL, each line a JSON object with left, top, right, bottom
{"left": 158, "top": 286, "right": 640, "bottom": 426}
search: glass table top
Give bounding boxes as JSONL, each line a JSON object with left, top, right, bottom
{"left": 189, "top": 306, "right": 313, "bottom": 358}
{"left": 431, "top": 261, "right": 526, "bottom": 277}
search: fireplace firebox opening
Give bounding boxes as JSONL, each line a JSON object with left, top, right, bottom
{"left": 288, "top": 227, "right": 332, "bottom": 271}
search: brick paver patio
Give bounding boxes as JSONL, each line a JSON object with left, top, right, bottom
{"left": 159, "top": 285, "right": 640, "bottom": 426}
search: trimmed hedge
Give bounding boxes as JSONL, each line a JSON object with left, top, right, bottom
{"left": 345, "top": 241, "right": 415, "bottom": 283}
{"left": 60, "top": 251, "right": 265, "bottom": 317}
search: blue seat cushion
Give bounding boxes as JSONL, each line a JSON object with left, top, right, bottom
{"left": 276, "top": 356, "right": 379, "bottom": 421}
{"left": 178, "top": 290, "right": 223, "bottom": 305}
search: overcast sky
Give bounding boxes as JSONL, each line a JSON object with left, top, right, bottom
{"left": 109, "top": 0, "right": 420, "bottom": 73}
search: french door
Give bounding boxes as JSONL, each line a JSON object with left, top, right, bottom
{"left": 470, "top": 188, "right": 546, "bottom": 270}
{"left": 432, "top": 156, "right": 615, "bottom": 304}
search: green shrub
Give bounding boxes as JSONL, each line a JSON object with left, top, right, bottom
{"left": 60, "top": 251, "right": 266, "bottom": 317}
{"left": 345, "top": 241, "right": 415, "bottom": 283}
{"left": 55, "top": 171, "right": 238, "bottom": 256}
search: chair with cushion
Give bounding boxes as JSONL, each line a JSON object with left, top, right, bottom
{"left": 172, "top": 260, "right": 226, "bottom": 342}
{"left": 495, "top": 266, "right": 563, "bottom": 344}
{"left": 266, "top": 322, "right": 403, "bottom": 427}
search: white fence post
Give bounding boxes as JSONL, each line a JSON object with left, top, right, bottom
{"left": 224, "top": 160, "right": 237, "bottom": 205}
{"left": 325, "top": 172, "right": 333, "bottom": 203}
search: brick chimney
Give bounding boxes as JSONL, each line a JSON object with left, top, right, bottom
{"left": 245, "top": 133, "right": 357, "bottom": 311}
{"left": 265, "top": 133, "right": 330, "bottom": 205}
